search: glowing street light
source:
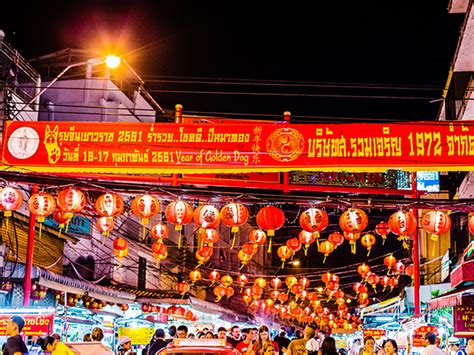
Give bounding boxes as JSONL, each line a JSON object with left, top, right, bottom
{"left": 12, "top": 55, "right": 121, "bottom": 120}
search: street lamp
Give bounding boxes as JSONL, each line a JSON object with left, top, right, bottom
{"left": 12, "top": 55, "right": 121, "bottom": 121}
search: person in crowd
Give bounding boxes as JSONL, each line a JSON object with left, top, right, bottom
{"left": 177, "top": 325, "right": 188, "bottom": 339}
{"left": 188, "top": 333, "right": 196, "bottom": 339}
{"left": 448, "top": 337, "right": 465, "bottom": 355}
{"left": 237, "top": 328, "right": 255, "bottom": 354}
{"left": 91, "top": 327, "right": 104, "bottom": 342}
{"left": 466, "top": 337, "right": 474, "bottom": 355}
{"left": 167, "top": 325, "right": 177, "bottom": 342}
{"left": 205, "top": 331, "right": 215, "bottom": 339}
{"left": 29, "top": 335, "right": 43, "bottom": 355}
{"left": 117, "top": 335, "right": 136, "bottom": 355}
{"left": 350, "top": 340, "right": 362, "bottom": 355}
{"left": 38, "top": 335, "right": 74, "bottom": 355}
{"left": 286, "top": 325, "right": 315, "bottom": 355}
{"left": 218, "top": 327, "right": 228, "bottom": 340}
{"left": 251, "top": 328, "right": 259, "bottom": 342}
{"left": 82, "top": 333, "right": 91, "bottom": 342}
{"left": 252, "top": 325, "right": 279, "bottom": 355}
{"left": 294, "top": 330, "right": 303, "bottom": 340}
{"left": 51, "top": 334, "right": 61, "bottom": 343}
{"left": 306, "top": 330, "right": 325, "bottom": 355}
{"left": 197, "top": 332, "right": 205, "bottom": 339}
{"left": 147, "top": 329, "right": 169, "bottom": 355}
{"left": 227, "top": 325, "right": 242, "bottom": 348}
{"left": 359, "top": 337, "right": 377, "bottom": 355}
{"left": 421, "top": 332, "right": 444, "bottom": 355}
{"left": 3, "top": 315, "right": 29, "bottom": 355}
{"left": 274, "top": 328, "right": 291, "bottom": 355}
{"left": 320, "top": 337, "right": 338, "bottom": 355}
{"left": 382, "top": 339, "right": 398, "bottom": 355}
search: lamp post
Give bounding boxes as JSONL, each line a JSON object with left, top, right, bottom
{"left": 12, "top": 55, "right": 121, "bottom": 121}
{"left": 20, "top": 55, "right": 121, "bottom": 307}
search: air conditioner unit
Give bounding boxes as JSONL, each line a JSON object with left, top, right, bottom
{"left": 458, "top": 171, "right": 474, "bottom": 198}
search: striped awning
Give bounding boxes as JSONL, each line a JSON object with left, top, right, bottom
{"left": 428, "top": 285, "right": 474, "bottom": 310}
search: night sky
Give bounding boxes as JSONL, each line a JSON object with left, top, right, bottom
{"left": 1, "top": 0, "right": 464, "bottom": 121}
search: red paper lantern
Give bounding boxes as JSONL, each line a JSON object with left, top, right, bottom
{"left": 96, "top": 193, "right": 124, "bottom": 218}
{"left": 353, "top": 282, "right": 362, "bottom": 294}
{"left": 380, "top": 276, "right": 390, "bottom": 291}
{"left": 271, "top": 277, "right": 282, "bottom": 289}
{"left": 202, "top": 228, "right": 220, "bottom": 245}
{"left": 277, "top": 292, "right": 289, "bottom": 304}
{"left": 131, "top": 194, "right": 160, "bottom": 224}
{"left": 422, "top": 210, "right": 451, "bottom": 241}
{"left": 394, "top": 261, "right": 405, "bottom": 274}
{"left": 241, "top": 242, "right": 257, "bottom": 256}
{"left": 213, "top": 285, "right": 227, "bottom": 302}
{"left": 195, "top": 246, "right": 213, "bottom": 267}
{"left": 405, "top": 264, "right": 414, "bottom": 278}
{"left": 193, "top": 204, "right": 221, "bottom": 230}
{"left": 318, "top": 240, "right": 335, "bottom": 263}
{"left": 56, "top": 187, "right": 86, "bottom": 218}
{"left": 298, "top": 277, "right": 310, "bottom": 289}
{"left": 366, "top": 272, "right": 380, "bottom": 293}
{"left": 256, "top": 206, "right": 285, "bottom": 253}
{"left": 165, "top": 200, "right": 193, "bottom": 231}
{"left": 250, "top": 285, "right": 264, "bottom": 298}
{"left": 238, "top": 249, "right": 253, "bottom": 268}
{"left": 388, "top": 210, "right": 417, "bottom": 249}
{"left": 375, "top": 221, "right": 391, "bottom": 245}
{"left": 53, "top": 209, "right": 71, "bottom": 230}
{"left": 298, "top": 230, "right": 317, "bottom": 255}
{"left": 189, "top": 270, "right": 202, "bottom": 283}
{"left": 339, "top": 208, "right": 368, "bottom": 254}
{"left": 177, "top": 281, "right": 190, "bottom": 295}
{"left": 97, "top": 217, "right": 114, "bottom": 236}
{"left": 469, "top": 215, "right": 474, "bottom": 235}
{"left": 221, "top": 275, "right": 234, "bottom": 288}
{"left": 150, "top": 223, "right": 169, "bottom": 240}
{"left": 254, "top": 277, "right": 267, "bottom": 289}
{"left": 208, "top": 271, "right": 221, "bottom": 285}
{"left": 236, "top": 274, "right": 249, "bottom": 289}
{"left": 357, "top": 284, "right": 368, "bottom": 294}
{"left": 285, "top": 276, "right": 298, "bottom": 289}
{"left": 0, "top": 187, "right": 23, "bottom": 217}
{"left": 286, "top": 237, "right": 302, "bottom": 256}
{"left": 277, "top": 246, "right": 293, "bottom": 268}
{"left": 357, "top": 263, "right": 371, "bottom": 278}
{"left": 328, "top": 232, "right": 344, "bottom": 249}
{"left": 384, "top": 255, "right": 397, "bottom": 269}
{"left": 113, "top": 237, "right": 128, "bottom": 260}
{"left": 360, "top": 233, "right": 376, "bottom": 256}
{"left": 388, "top": 277, "right": 399, "bottom": 290}
{"left": 225, "top": 287, "right": 235, "bottom": 299}
{"left": 249, "top": 229, "right": 267, "bottom": 246}
{"left": 28, "top": 192, "right": 56, "bottom": 221}
{"left": 299, "top": 208, "right": 328, "bottom": 242}
{"left": 326, "top": 280, "right": 339, "bottom": 291}
{"left": 152, "top": 243, "right": 168, "bottom": 264}
{"left": 166, "top": 200, "right": 193, "bottom": 249}
{"left": 220, "top": 203, "right": 249, "bottom": 248}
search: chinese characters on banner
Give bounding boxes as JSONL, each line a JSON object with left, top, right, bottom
{"left": 0, "top": 314, "right": 53, "bottom": 336}
{"left": 412, "top": 326, "right": 438, "bottom": 347}
{"left": 454, "top": 296, "right": 474, "bottom": 337}
{"left": 2, "top": 121, "right": 474, "bottom": 174}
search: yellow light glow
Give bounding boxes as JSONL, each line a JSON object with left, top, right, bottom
{"left": 292, "top": 260, "right": 301, "bottom": 266}
{"left": 317, "top": 287, "right": 324, "bottom": 293}
{"left": 105, "top": 55, "right": 121, "bottom": 69}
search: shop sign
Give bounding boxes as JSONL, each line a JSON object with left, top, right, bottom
{"left": 0, "top": 314, "right": 53, "bottom": 336}
{"left": 454, "top": 296, "right": 474, "bottom": 337}
{"left": 43, "top": 214, "right": 91, "bottom": 236}
{"left": 118, "top": 327, "right": 154, "bottom": 345}
{"left": 363, "top": 329, "right": 386, "bottom": 339}
{"left": 412, "top": 325, "right": 438, "bottom": 347}
{"left": 2, "top": 121, "right": 474, "bottom": 174}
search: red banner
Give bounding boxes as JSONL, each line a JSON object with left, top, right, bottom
{"left": 363, "top": 329, "right": 386, "bottom": 339}
{"left": 413, "top": 326, "right": 438, "bottom": 347}
{"left": 0, "top": 314, "right": 54, "bottom": 336}
{"left": 2, "top": 121, "right": 473, "bottom": 174}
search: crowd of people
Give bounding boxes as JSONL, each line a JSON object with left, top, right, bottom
{"left": 2, "top": 315, "right": 474, "bottom": 355}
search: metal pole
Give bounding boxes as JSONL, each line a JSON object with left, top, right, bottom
{"left": 23, "top": 184, "right": 38, "bottom": 306}
{"left": 411, "top": 172, "right": 421, "bottom": 316}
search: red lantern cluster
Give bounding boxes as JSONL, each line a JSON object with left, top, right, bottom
{"left": 31, "top": 284, "right": 48, "bottom": 301}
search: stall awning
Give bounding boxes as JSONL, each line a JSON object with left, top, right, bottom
{"left": 427, "top": 285, "right": 474, "bottom": 310}
{"left": 36, "top": 268, "right": 136, "bottom": 305}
